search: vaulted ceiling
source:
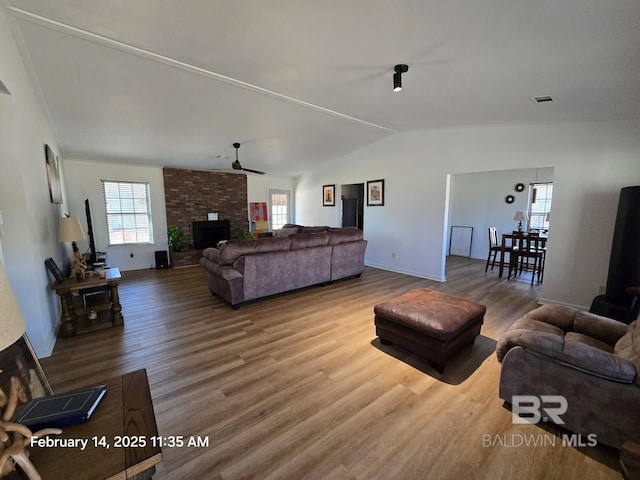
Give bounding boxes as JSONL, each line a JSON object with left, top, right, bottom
{"left": 5, "top": 0, "right": 640, "bottom": 177}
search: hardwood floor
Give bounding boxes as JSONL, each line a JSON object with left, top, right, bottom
{"left": 40, "top": 257, "right": 621, "bottom": 479}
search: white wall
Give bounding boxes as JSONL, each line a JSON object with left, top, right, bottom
{"left": 0, "top": 7, "right": 68, "bottom": 357}
{"left": 295, "top": 119, "right": 640, "bottom": 310}
{"left": 448, "top": 167, "right": 554, "bottom": 260}
{"left": 63, "top": 159, "right": 168, "bottom": 271}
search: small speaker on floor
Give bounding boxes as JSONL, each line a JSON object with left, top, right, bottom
{"left": 155, "top": 250, "right": 169, "bottom": 269}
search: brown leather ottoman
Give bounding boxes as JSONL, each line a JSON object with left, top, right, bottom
{"left": 374, "top": 288, "right": 486, "bottom": 373}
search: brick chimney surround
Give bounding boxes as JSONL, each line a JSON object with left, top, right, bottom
{"left": 163, "top": 167, "right": 249, "bottom": 266}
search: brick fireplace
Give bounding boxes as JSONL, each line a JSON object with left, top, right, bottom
{"left": 163, "top": 168, "right": 248, "bottom": 261}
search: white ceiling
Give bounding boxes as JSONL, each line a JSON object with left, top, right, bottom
{"left": 6, "top": 0, "right": 640, "bottom": 177}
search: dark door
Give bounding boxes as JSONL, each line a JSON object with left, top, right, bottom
{"left": 342, "top": 198, "right": 358, "bottom": 227}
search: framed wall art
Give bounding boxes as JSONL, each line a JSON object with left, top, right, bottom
{"left": 44, "top": 257, "right": 65, "bottom": 283}
{"left": 367, "top": 179, "right": 385, "bottom": 206}
{"left": 45, "top": 144, "right": 63, "bottom": 204}
{"left": 323, "top": 184, "right": 335, "bottom": 206}
{"left": 0, "top": 335, "right": 54, "bottom": 409}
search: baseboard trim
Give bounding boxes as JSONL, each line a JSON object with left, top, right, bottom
{"left": 365, "top": 262, "right": 445, "bottom": 282}
{"left": 537, "top": 297, "right": 590, "bottom": 312}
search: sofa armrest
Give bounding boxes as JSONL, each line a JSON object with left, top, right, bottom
{"left": 496, "top": 328, "right": 564, "bottom": 362}
{"left": 202, "top": 247, "right": 220, "bottom": 263}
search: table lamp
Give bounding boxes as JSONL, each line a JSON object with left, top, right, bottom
{"left": 59, "top": 215, "right": 86, "bottom": 253}
{"left": 0, "top": 260, "right": 27, "bottom": 353}
{"left": 514, "top": 211, "right": 528, "bottom": 232}
{"left": 59, "top": 216, "right": 87, "bottom": 279}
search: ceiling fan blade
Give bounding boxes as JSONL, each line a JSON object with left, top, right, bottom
{"left": 241, "top": 167, "right": 266, "bottom": 175}
{"left": 229, "top": 142, "right": 266, "bottom": 174}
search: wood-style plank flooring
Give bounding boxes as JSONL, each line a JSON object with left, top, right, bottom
{"left": 40, "top": 257, "right": 622, "bottom": 479}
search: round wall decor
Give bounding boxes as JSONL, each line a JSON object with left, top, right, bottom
{"left": 505, "top": 194, "right": 515, "bottom": 204}
{"left": 515, "top": 183, "right": 525, "bottom": 192}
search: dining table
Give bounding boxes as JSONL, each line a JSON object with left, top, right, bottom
{"left": 498, "top": 232, "right": 548, "bottom": 279}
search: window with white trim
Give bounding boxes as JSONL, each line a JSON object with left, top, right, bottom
{"left": 269, "top": 189, "right": 291, "bottom": 230}
{"left": 527, "top": 182, "right": 553, "bottom": 231}
{"left": 102, "top": 180, "right": 153, "bottom": 245}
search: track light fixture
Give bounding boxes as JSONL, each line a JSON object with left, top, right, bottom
{"left": 393, "top": 64, "right": 409, "bottom": 92}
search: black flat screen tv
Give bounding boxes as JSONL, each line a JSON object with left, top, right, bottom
{"left": 85, "top": 199, "right": 97, "bottom": 265}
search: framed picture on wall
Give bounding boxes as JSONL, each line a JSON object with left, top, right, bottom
{"left": 44, "top": 144, "right": 63, "bottom": 204}
{"left": 44, "top": 257, "right": 65, "bottom": 283}
{"left": 323, "top": 184, "right": 335, "bottom": 206}
{"left": 367, "top": 179, "right": 385, "bottom": 206}
{"left": 0, "top": 335, "right": 54, "bottom": 411}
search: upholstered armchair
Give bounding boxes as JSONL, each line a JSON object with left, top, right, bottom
{"left": 496, "top": 300, "right": 640, "bottom": 449}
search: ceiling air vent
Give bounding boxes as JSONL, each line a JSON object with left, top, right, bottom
{"left": 532, "top": 95, "right": 554, "bottom": 103}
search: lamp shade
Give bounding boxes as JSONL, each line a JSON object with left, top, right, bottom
{"left": 0, "top": 261, "right": 27, "bottom": 351}
{"left": 513, "top": 211, "right": 529, "bottom": 221}
{"left": 59, "top": 216, "right": 86, "bottom": 243}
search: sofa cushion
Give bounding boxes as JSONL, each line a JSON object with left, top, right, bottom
{"left": 573, "top": 310, "right": 628, "bottom": 346}
{"left": 273, "top": 227, "right": 298, "bottom": 238}
{"left": 282, "top": 223, "right": 303, "bottom": 232}
{"left": 217, "top": 237, "right": 291, "bottom": 265}
{"left": 301, "top": 226, "right": 329, "bottom": 234}
{"left": 562, "top": 332, "right": 636, "bottom": 382}
{"left": 523, "top": 304, "right": 578, "bottom": 332}
{"left": 327, "top": 227, "right": 363, "bottom": 245}
{"left": 615, "top": 320, "right": 640, "bottom": 384}
{"left": 289, "top": 232, "right": 329, "bottom": 250}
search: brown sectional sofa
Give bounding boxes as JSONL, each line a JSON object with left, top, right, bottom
{"left": 199, "top": 226, "right": 367, "bottom": 307}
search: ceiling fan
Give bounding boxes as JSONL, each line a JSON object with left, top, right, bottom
{"left": 232, "top": 143, "right": 265, "bottom": 175}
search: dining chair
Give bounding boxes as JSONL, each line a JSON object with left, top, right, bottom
{"left": 511, "top": 234, "right": 545, "bottom": 285}
{"left": 498, "top": 233, "right": 518, "bottom": 278}
{"left": 485, "top": 227, "right": 502, "bottom": 272}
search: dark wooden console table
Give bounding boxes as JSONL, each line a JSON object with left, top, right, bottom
{"left": 51, "top": 267, "right": 123, "bottom": 337}
{"left": 27, "top": 369, "right": 162, "bottom": 480}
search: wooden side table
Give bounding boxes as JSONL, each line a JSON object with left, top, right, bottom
{"left": 26, "top": 369, "right": 162, "bottom": 480}
{"left": 51, "top": 268, "right": 123, "bottom": 337}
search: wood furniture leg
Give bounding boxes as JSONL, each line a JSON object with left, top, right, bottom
{"left": 498, "top": 242, "right": 508, "bottom": 278}
{"left": 57, "top": 290, "right": 76, "bottom": 338}
{"left": 110, "top": 284, "right": 124, "bottom": 326}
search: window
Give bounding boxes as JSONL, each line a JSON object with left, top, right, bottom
{"left": 102, "top": 180, "right": 153, "bottom": 245}
{"left": 527, "top": 182, "right": 553, "bottom": 231}
{"left": 269, "top": 189, "right": 291, "bottom": 230}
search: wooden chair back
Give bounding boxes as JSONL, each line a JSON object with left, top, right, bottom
{"left": 488, "top": 227, "right": 499, "bottom": 248}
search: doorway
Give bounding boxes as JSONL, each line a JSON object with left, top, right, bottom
{"left": 444, "top": 167, "right": 554, "bottom": 280}
{"left": 340, "top": 183, "right": 364, "bottom": 230}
